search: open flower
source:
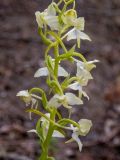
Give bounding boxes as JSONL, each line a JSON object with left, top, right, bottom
{"left": 66, "top": 28, "right": 91, "bottom": 48}
{"left": 75, "top": 59, "right": 99, "bottom": 71}
{"left": 34, "top": 65, "right": 68, "bottom": 78}
{"left": 16, "top": 90, "right": 32, "bottom": 105}
{"left": 16, "top": 90, "right": 39, "bottom": 119}
{"left": 67, "top": 119, "right": 92, "bottom": 151}
{"left": 74, "top": 59, "right": 99, "bottom": 86}
{"left": 48, "top": 92, "right": 83, "bottom": 109}
{"left": 68, "top": 82, "right": 89, "bottom": 100}
{"left": 63, "top": 10, "right": 91, "bottom": 47}
{"left": 35, "top": 3, "right": 60, "bottom": 30}
{"left": 28, "top": 113, "right": 65, "bottom": 139}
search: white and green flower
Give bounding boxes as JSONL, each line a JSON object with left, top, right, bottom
{"left": 16, "top": 90, "right": 40, "bottom": 119}
{"left": 68, "top": 82, "right": 89, "bottom": 100}
{"left": 48, "top": 92, "right": 83, "bottom": 109}
{"left": 63, "top": 11, "right": 91, "bottom": 47}
{"left": 35, "top": 3, "right": 60, "bottom": 30}
{"left": 75, "top": 59, "right": 99, "bottom": 71}
{"left": 72, "top": 59, "right": 98, "bottom": 86}
{"left": 67, "top": 119, "right": 92, "bottom": 151}
{"left": 66, "top": 27, "right": 91, "bottom": 48}
{"left": 16, "top": 90, "right": 32, "bottom": 105}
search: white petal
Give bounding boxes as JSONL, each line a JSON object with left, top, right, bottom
{"left": 52, "top": 130, "right": 65, "bottom": 138}
{"left": 72, "top": 132, "right": 83, "bottom": 151}
{"left": 78, "top": 30, "right": 91, "bottom": 41}
{"left": 68, "top": 82, "right": 82, "bottom": 91}
{"left": 35, "top": 11, "right": 44, "bottom": 28}
{"left": 78, "top": 119, "right": 92, "bottom": 135}
{"left": 16, "top": 90, "right": 29, "bottom": 97}
{"left": 45, "top": 16, "right": 60, "bottom": 30}
{"left": 47, "top": 3, "right": 56, "bottom": 16}
{"left": 87, "top": 59, "right": 99, "bottom": 64}
{"left": 74, "top": 17, "right": 85, "bottom": 30}
{"left": 76, "top": 60, "right": 84, "bottom": 69}
{"left": 76, "top": 66, "right": 93, "bottom": 80}
{"left": 47, "top": 95, "right": 61, "bottom": 108}
{"left": 27, "top": 129, "right": 37, "bottom": 134}
{"left": 58, "top": 66, "right": 69, "bottom": 77}
{"left": 34, "top": 67, "right": 49, "bottom": 77}
{"left": 66, "top": 28, "right": 77, "bottom": 41}
{"left": 65, "top": 93, "right": 83, "bottom": 105}
{"left": 82, "top": 91, "right": 89, "bottom": 100}
{"left": 85, "top": 59, "right": 99, "bottom": 71}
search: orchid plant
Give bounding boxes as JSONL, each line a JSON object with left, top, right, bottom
{"left": 17, "top": 0, "right": 98, "bottom": 159}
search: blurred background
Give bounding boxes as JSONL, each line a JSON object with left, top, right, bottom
{"left": 0, "top": 0, "right": 120, "bottom": 160}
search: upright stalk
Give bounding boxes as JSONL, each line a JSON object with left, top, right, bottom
{"left": 39, "top": 110, "right": 56, "bottom": 160}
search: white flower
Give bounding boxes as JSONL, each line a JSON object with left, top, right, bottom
{"left": 75, "top": 59, "right": 99, "bottom": 86}
{"left": 66, "top": 28, "right": 91, "bottom": 48}
{"left": 34, "top": 65, "right": 69, "bottom": 77}
{"left": 68, "top": 82, "right": 89, "bottom": 100}
{"left": 77, "top": 119, "right": 92, "bottom": 136}
{"left": 16, "top": 90, "right": 39, "bottom": 119}
{"left": 75, "top": 59, "right": 99, "bottom": 71}
{"left": 63, "top": 14, "right": 91, "bottom": 47}
{"left": 68, "top": 119, "right": 92, "bottom": 151}
{"left": 48, "top": 92, "right": 83, "bottom": 109}
{"left": 35, "top": 3, "right": 60, "bottom": 30}
{"left": 16, "top": 90, "right": 32, "bottom": 105}
{"left": 28, "top": 113, "right": 65, "bottom": 138}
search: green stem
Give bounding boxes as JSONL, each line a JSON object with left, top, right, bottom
{"left": 50, "top": 80, "right": 63, "bottom": 95}
{"left": 38, "top": 28, "right": 52, "bottom": 46}
{"left": 27, "top": 109, "right": 74, "bottom": 131}
{"left": 58, "top": 118, "right": 80, "bottom": 128}
{"left": 68, "top": 76, "right": 78, "bottom": 84}
{"left": 45, "top": 42, "right": 57, "bottom": 59}
{"left": 47, "top": 31, "right": 68, "bottom": 53}
{"left": 54, "top": 44, "right": 59, "bottom": 78}
{"left": 39, "top": 110, "right": 56, "bottom": 160}
{"left": 57, "top": 51, "right": 87, "bottom": 63}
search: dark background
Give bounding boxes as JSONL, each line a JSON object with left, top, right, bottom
{"left": 0, "top": 0, "right": 120, "bottom": 160}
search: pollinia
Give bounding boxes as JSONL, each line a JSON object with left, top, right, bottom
{"left": 17, "top": 0, "right": 98, "bottom": 159}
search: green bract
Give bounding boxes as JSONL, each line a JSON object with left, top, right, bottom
{"left": 17, "top": 0, "right": 98, "bottom": 159}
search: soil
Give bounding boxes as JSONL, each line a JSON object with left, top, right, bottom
{"left": 0, "top": 0, "right": 120, "bottom": 160}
